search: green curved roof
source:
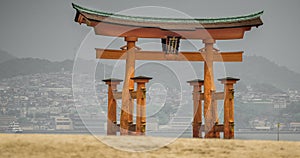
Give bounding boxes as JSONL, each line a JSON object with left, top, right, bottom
{"left": 72, "top": 3, "right": 263, "bottom": 24}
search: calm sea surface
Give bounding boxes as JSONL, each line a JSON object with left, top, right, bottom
{"left": 236, "top": 133, "right": 300, "bottom": 141}
{"left": 3, "top": 130, "right": 300, "bottom": 142}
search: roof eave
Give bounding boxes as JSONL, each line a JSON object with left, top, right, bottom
{"left": 72, "top": 3, "right": 263, "bottom": 27}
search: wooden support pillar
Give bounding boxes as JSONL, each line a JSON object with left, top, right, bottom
{"left": 102, "top": 78, "right": 123, "bottom": 135}
{"left": 187, "top": 79, "right": 204, "bottom": 138}
{"left": 131, "top": 76, "right": 152, "bottom": 135}
{"left": 203, "top": 39, "right": 218, "bottom": 138}
{"left": 218, "top": 77, "right": 239, "bottom": 139}
{"left": 120, "top": 37, "right": 138, "bottom": 135}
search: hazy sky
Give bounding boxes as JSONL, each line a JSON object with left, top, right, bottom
{"left": 0, "top": 0, "right": 300, "bottom": 73}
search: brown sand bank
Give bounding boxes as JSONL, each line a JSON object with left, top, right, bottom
{"left": 0, "top": 134, "right": 299, "bottom": 158}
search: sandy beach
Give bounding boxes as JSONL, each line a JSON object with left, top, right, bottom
{"left": 1, "top": 134, "right": 300, "bottom": 158}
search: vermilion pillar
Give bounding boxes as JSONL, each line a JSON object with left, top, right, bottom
{"left": 187, "top": 79, "right": 204, "bottom": 138}
{"left": 102, "top": 78, "right": 123, "bottom": 135}
{"left": 131, "top": 76, "right": 152, "bottom": 135}
{"left": 120, "top": 37, "right": 138, "bottom": 135}
{"left": 203, "top": 39, "right": 218, "bottom": 138}
{"left": 218, "top": 77, "right": 239, "bottom": 139}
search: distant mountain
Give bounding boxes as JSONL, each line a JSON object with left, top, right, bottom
{"left": 133, "top": 56, "right": 300, "bottom": 91}
{"left": 226, "top": 56, "right": 300, "bottom": 90}
{"left": 0, "top": 57, "right": 113, "bottom": 80}
{"left": 0, "top": 54, "right": 299, "bottom": 91}
{"left": 73, "top": 58, "right": 113, "bottom": 79}
{"left": 0, "top": 58, "right": 73, "bottom": 79}
{"left": 0, "top": 49, "right": 16, "bottom": 63}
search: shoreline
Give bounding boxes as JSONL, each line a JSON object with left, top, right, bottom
{"left": 1, "top": 134, "right": 300, "bottom": 158}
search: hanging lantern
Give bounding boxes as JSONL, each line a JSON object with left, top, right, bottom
{"left": 161, "top": 36, "right": 181, "bottom": 55}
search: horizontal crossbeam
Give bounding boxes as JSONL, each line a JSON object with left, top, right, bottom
{"left": 96, "top": 49, "right": 243, "bottom": 62}
{"left": 114, "top": 91, "right": 224, "bottom": 100}
{"left": 200, "top": 124, "right": 225, "bottom": 132}
{"left": 112, "top": 91, "right": 137, "bottom": 100}
{"left": 193, "top": 92, "right": 224, "bottom": 100}
{"left": 115, "top": 123, "right": 136, "bottom": 132}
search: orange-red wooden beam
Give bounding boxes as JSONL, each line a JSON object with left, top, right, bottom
{"left": 96, "top": 49, "right": 243, "bottom": 62}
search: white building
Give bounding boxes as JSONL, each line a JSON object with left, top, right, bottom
{"left": 55, "top": 117, "right": 73, "bottom": 130}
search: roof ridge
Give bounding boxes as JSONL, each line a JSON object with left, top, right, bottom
{"left": 72, "top": 3, "right": 263, "bottom": 24}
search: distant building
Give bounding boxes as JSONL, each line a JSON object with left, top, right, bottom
{"left": 290, "top": 122, "right": 300, "bottom": 131}
{"left": 0, "top": 116, "right": 17, "bottom": 131}
{"left": 55, "top": 117, "right": 73, "bottom": 130}
{"left": 71, "top": 114, "right": 105, "bottom": 133}
{"left": 273, "top": 99, "right": 287, "bottom": 109}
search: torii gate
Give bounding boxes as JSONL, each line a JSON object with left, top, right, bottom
{"left": 72, "top": 3, "right": 263, "bottom": 138}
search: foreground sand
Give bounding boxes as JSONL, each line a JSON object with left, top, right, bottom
{"left": 1, "top": 134, "right": 299, "bottom": 158}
